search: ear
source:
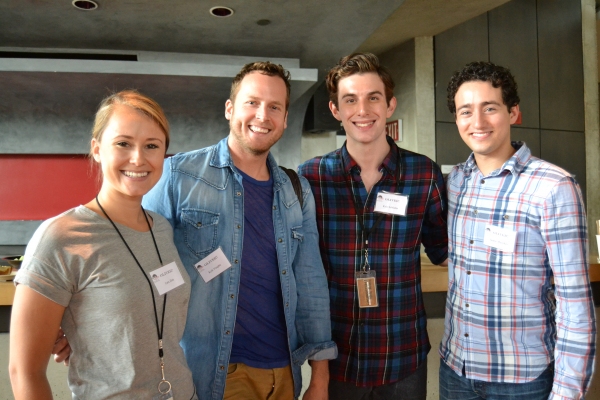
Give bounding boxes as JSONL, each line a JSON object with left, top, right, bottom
{"left": 329, "top": 101, "right": 342, "bottom": 121}
{"left": 91, "top": 138, "right": 101, "bottom": 163}
{"left": 386, "top": 97, "right": 397, "bottom": 118}
{"left": 225, "top": 99, "right": 233, "bottom": 121}
{"left": 283, "top": 111, "right": 288, "bottom": 130}
{"left": 509, "top": 104, "right": 520, "bottom": 124}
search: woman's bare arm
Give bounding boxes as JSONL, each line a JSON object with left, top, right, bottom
{"left": 9, "top": 285, "right": 66, "bottom": 400}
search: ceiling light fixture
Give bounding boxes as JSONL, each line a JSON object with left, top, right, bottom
{"left": 209, "top": 6, "right": 234, "bottom": 17}
{"left": 72, "top": 0, "right": 98, "bottom": 10}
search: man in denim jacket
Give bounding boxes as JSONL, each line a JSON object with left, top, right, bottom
{"left": 143, "top": 62, "right": 336, "bottom": 399}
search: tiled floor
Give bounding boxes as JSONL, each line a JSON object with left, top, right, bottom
{"left": 2, "top": 314, "right": 600, "bottom": 399}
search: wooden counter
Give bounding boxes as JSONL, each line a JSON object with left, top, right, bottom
{"left": 0, "top": 280, "right": 16, "bottom": 306}
{"left": 0, "top": 259, "right": 598, "bottom": 305}
{"left": 422, "top": 257, "right": 600, "bottom": 292}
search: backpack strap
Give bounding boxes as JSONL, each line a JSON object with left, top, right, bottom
{"left": 280, "top": 167, "right": 304, "bottom": 209}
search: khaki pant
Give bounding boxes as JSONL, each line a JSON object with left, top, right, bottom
{"left": 224, "top": 363, "right": 294, "bottom": 400}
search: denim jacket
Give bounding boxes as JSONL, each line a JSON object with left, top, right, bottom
{"left": 143, "top": 137, "right": 337, "bottom": 399}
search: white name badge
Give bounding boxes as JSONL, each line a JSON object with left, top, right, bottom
{"left": 483, "top": 224, "right": 517, "bottom": 252}
{"left": 374, "top": 191, "right": 408, "bottom": 216}
{"left": 150, "top": 262, "right": 185, "bottom": 296}
{"left": 195, "top": 247, "right": 232, "bottom": 283}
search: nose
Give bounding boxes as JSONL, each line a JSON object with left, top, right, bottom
{"left": 357, "top": 98, "right": 370, "bottom": 116}
{"left": 255, "top": 103, "right": 270, "bottom": 121}
{"left": 129, "top": 147, "right": 145, "bottom": 165}
{"left": 472, "top": 109, "right": 485, "bottom": 128}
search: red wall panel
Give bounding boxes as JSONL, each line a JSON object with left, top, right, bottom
{"left": 0, "top": 155, "right": 99, "bottom": 220}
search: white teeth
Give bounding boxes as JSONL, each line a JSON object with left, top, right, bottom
{"left": 472, "top": 132, "right": 490, "bottom": 137}
{"left": 123, "top": 171, "right": 148, "bottom": 178}
{"left": 250, "top": 126, "right": 269, "bottom": 133}
{"left": 355, "top": 122, "right": 374, "bottom": 127}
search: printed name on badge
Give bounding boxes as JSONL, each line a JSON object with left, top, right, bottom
{"left": 195, "top": 247, "right": 232, "bottom": 283}
{"left": 374, "top": 191, "right": 408, "bottom": 216}
{"left": 150, "top": 261, "right": 185, "bottom": 296}
{"left": 483, "top": 224, "right": 517, "bottom": 252}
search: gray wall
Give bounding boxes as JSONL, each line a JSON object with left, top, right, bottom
{"left": 434, "top": 0, "right": 587, "bottom": 203}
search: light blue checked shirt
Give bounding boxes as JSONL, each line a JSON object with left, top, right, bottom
{"left": 439, "top": 142, "right": 596, "bottom": 399}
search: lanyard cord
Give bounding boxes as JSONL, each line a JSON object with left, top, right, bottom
{"left": 341, "top": 145, "right": 402, "bottom": 269}
{"left": 95, "top": 196, "right": 167, "bottom": 357}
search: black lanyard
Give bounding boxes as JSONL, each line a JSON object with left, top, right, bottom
{"left": 95, "top": 196, "right": 169, "bottom": 386}
{"left": 341, "top": 145, "right": 402, "bottom": 269}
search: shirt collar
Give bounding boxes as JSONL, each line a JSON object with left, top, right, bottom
{"left": 463, "top": 141, "right": 531, "bottom": 177}
{"left": 340, "top": 136, "right": 400, "bottom": 180}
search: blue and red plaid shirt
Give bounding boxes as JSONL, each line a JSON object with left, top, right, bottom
{"left": 440, "top": 142, "right": 596, "bottom": 399}
{"left": 299, "top": 138, "right": 448, "bottom": 386}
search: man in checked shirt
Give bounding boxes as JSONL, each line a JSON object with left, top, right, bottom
{"left": 299, "top": 53, "right": 448, "bottom": 399}
{"left": 439, "top": 61, "right": 596, "bottom": 399}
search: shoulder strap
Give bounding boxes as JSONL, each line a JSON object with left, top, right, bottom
{"left": 280, "top": 167, "right": 304, "bottom": 209}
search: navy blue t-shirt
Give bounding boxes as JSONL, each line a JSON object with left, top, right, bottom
{"left": 229, "top": 169, "right": 290, "bottom": 368}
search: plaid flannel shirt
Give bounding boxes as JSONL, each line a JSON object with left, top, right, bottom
{"left": 439, "top": 142, "right": 596, "bottom": 399}
{"left": 299, "top": 138, "right": 448, "bottom": 386}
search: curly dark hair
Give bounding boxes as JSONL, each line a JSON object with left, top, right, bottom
{"left": 326, "top": 52, "right": 395, "bottom": 107}
{"left": 230, "top": 61, "right": 292, "bottom": 110}
{"left": 447, "top": 61, "right": 520, "bottom": 115}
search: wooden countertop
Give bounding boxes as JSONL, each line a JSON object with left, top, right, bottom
{"left": 0, "top": 258, "right": 599, "bottom": 305}
{"left": 0, "top": 279, "right": 16, "bottom": 306}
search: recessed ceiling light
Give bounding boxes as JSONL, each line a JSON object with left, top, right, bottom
{"left": 209, "top": 6, "right": 234, "bottom": 17}
{"left": 72, "top": 0, "right": 98, "bottom": 10}
{"left": 256, "top": 19, "right": 271, "bottom": 26}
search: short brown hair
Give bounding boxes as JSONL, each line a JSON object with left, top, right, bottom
{"left": 326, "top": 52, "right": 395, "bottom": 107}
{"left": 90, "top": 90, "right": 170, "bottom": 157}
{"left": 230, "top": 61, "right": 292, "bottom": 110}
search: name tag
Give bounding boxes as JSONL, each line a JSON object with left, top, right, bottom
{"left": 483, "top": 224, "right": 517, "bottom": 252}
{"left": 150, "top": 262, "right": 185, "bottom": 295}
{"left": 195, "top": 247, "right": 232, "bottom": 283}
{"left": 374, "top": 191, "right": 408, "bottom": 216}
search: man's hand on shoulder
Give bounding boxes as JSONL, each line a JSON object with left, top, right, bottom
{"left": 303, "top": 359, "right": 329, "bottom": 400}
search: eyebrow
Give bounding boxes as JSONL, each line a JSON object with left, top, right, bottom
{"left": 113, "top": 134, "right": 164, "bottom": 142}
{"left": 456, "top": 100, "right": 503, "bottom": 111}
{"left": 340, "top": 90, "right": 384, "bottom": 100}
{"left": 246, "top": 95, "right": 285, "bottom": 107}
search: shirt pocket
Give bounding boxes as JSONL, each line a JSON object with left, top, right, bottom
{"left": 181, "top": 209, "right": 219, "bottom": 258}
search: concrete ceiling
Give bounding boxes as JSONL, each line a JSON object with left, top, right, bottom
{"left": 1, "top": 0, "right": 510, "bottom": 74}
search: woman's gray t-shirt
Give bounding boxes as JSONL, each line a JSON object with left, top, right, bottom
{"left": 15, "top": 205, "right": 196, "bottom": 399}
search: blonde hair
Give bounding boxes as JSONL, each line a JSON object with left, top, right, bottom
{"left": 90, "top": 90, "right": 170, "bottom": 159}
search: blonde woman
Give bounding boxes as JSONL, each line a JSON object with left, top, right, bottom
{"left": 9, "top": 91, "right": 197, "bottom": 399}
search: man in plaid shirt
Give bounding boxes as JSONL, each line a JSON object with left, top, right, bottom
{"left": 299, "top": 53, "right": 448, "bottom": 399}
{"left": 439, "top": 61, "right": 596, "bottom": 399}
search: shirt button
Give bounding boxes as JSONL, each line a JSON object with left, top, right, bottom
{"left": 196, "top": 222, "right": 202, "bottom": 227}
{"left": 464, "top": 333, "right": 469, "bottom": 338}
{"left": 225, "top": 330, "right": 230, "bottom": 334}
{"left": 480, "top": 179, "right": 485, "bottom": 184}
{"left": 465, "top": 304, "right": 470, "bottom": 308}
{"left": 237, "top": 224, "right": 241, "bottom": 229}
{"left": 219, "top": 366, "right": 225, "bottom": 370}
{"left": 469, "top": 240, "right": 474, "bottom": 244}
{"left": 236, "top": 191, "right": 241, "bottom": 196}
{"left": 282, "top": 270, "right": 287, "bottom": 275}
{"left": 278, "top": 238, "right": 283, "bottom": 243}
{"left": 230, "top": 294, "right": 235, "bottom": 299}
{"left": 503, "top": 215, "right": 509, "bottom": 220}
{"left": 467, "top": 271, "right": 471, "bottom": 275}
{"left": 473, "top": 209, "right": 478, "bottom": 215}
{"left": 285, "top": 302, "right": 289, "bottom": 307}
{"left": 273, "top": 205, "right": 277, "bottom": 210}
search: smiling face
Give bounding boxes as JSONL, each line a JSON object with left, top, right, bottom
{"left": 330, "top": 72, "right": 396, "bottom": 149}
{"left": 92, "top": 105, "right": 166, "bottom": 202}
{"left": 225, "top": 71, "right": 288, "bottom": 157}
{"left": 454, "top": 80, "right": 519, "bottom": 172}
